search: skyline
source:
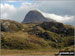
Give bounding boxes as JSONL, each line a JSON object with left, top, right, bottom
{"left": 0, "top": 0, "right": 75, "bottom": 26}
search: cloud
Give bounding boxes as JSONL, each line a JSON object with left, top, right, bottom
{"left": 0, "top": 2, "right": 38, "bottom": 22}
{"left": 42, "top": 12, "right": 75, "bottom": 26}
{"left": 1, "top": 3, "right": 17, "bottom": 20}
{"left": 0, "top": 1, "right": 75, "bottom": 26}
{"left": 36, "top": 10, "right": 75, "bottom": 26}
{"left": 42, "top": 13, "right": 75, "bottom": 22}
{"left": 36, "top": 1, "right": 75, "bottom": 16}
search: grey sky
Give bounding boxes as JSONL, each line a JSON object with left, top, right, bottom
{"left": 1, "top": 0, "right": 75, "bottom": 26}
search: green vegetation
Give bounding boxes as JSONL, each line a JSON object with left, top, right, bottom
{"left": 1, "top": 32, "right": 50, "bottom": 49}
{"left": 1, "top": 20, "right": 74, "bottom": 51}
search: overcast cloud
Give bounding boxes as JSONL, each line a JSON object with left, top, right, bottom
{"left": 0, "top": 0, "right": 75, "bottom": 26}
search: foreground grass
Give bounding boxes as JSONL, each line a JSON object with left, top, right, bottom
{"left": 1, "top": 49, "right": 58, "bottom": 55}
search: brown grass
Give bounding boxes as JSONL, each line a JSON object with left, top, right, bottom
{"left": 1, "top": 49, "right": 58, "bottom": 55}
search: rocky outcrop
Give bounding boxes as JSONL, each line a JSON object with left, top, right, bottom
{"left": 22, "top": 10, "right": 56, "bottom": 23}
{"left": 0, "top": 19, "right": 25, "bottom": 32}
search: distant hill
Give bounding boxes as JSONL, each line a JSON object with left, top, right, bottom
{"left": 22, "top": 10, "right": 56, "bottom": 23}
{"left": 1, "top": 19, "right": 74, "bottom": 51}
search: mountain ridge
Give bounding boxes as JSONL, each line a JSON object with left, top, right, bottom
{"left": 22, "top": 10, "right": 56, "bottom": 23}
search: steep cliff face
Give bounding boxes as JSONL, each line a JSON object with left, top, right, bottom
{"left": 22, "top": 10, "right": 56, "bottom": 23}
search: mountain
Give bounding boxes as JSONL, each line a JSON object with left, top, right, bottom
{"left": 22, "top": 10, "right": 56, "bottom": 23}
{"left": 1, "top": 19, "right": 74, "bottom": 51}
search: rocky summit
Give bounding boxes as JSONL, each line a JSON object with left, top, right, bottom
{"left": 22, "top": 10, "right": 56, "bottom": 23}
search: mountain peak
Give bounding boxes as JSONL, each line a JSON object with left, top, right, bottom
{"left": 28, "top": 10, "right": 41, "bottom": 13}
{"left": 22, "top": 10, "right": 56, "bottom": 23}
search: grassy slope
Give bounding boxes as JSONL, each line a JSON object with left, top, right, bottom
{"left": 1, "top": 20, "right": 75, "bottom": 55}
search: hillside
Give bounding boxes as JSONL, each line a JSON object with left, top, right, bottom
{"left": 0, "top": 19, "right": 74, "bottom": 51}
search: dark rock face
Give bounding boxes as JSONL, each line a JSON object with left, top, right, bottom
{"left": 22, "top": 10, "right": 56, "bottom": 23}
